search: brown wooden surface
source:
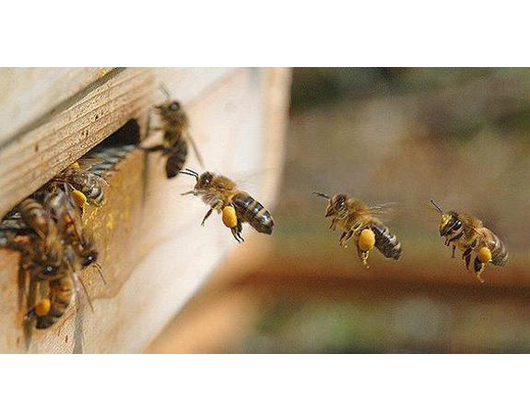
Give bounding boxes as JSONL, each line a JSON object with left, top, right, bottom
{"left": 0, "top": 68, "right": 154, "bottom": 219}
{"left": 0, "top": 67, "right": 291, "bottom": 353}
{"left": 0, "top": 67, "right": 116, "bottom": 145}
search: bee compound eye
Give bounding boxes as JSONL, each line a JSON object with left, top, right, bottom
{"left": 42, "top": 265, "right": 57, "bottom": 276}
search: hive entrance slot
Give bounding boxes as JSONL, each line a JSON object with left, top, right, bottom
{"left": 78, "top": 119, "right": 140, "bottom": 177}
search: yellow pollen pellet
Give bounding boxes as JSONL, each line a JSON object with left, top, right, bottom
{"left": 477, "top": 246, "right": 492, "bottom": 264}
{"left": 69, "top": 162, "right": 81, "bottom": 170}
{"left": 222, "top": 206, "right": 238, "bottom": 228}
{"left": 35, "top": 299, "right": 51, "bottom": 316}
{"left": 71, "top": 189, "right": 87, "bottom": 208}
{"left": 358, "top": 228, "right": 376, "bottom": 252}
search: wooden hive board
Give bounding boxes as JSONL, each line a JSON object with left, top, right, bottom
{"left": 0, "top": 67, "right": 292, "bottom": 353}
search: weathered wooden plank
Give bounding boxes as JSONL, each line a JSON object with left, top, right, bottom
{"left": 0, "top": 67, "right": 291, "bottom": 353}
{"left": 0, "top": 68, "right": 154, "bottom": 219}
{"left": 0, "top": 67, "right": 116, "bottom": 145}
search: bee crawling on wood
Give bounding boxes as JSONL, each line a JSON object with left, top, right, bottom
{"left": 25, "top": 274, "right": 74, "bottom": 330}
{"left": 313, "top": 192, "right": 402, "bottom": 268}
{"left": 43, "top": 183, "right": 104, "bottom": 279}
{"left": 0, "top": 182, "right": 105, "bottom": 329}
{"left": 144, "top": 84, "right": 204, "bottom": 178}
{"left": 430, "top": 199, "right": 508, "bottom": 282}
{"left": 52, "top": 161, "right": 108, "bottom": 207}
{"left": 180, "top": 168, "right": 274, "bottom": 243}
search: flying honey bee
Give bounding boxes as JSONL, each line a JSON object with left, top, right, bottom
{"left": 430, "top": 200, "right": 508, "bottom": 281}
{"left": 53, "top": 162, "right": 108, "bottom": 206}
{"left": 145, "top": 84, "right": 204, "bottom": 178}
{"left": 180, "top": 168, "right": 274, "bottom": 242}
{"left": 313, "top": 192, "right": 402, "bottom": 268}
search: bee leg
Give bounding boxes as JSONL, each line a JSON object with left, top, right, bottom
{"left": 24, "top": 307, "right": 37, "bottom": 322}
{"left": 463, "top": 248, "right": 472, "bottom": 270}
{"left": 231, "top": 224, "right": 245, "bottom": 243}
{"left": 357, "top": 245, "right": 370, "bottom": 269}
{"left": 451, "top": 245, "right": 456, "bottom": 258}
{"left": 142, "top": 144, "right": 165, "bottom": 153}
{"left": 473, "top": 256, "right": 485, "bottom": 283}
{"left": 181, "top": 190, "right": 196, "bottom": 196}
{"left": 201, "top": 208, "right": 213, "bottom": 226}
{"left": 72, "top": 273, "right": 94, "bottom": 313}
{"left": 329, "top": 219, "right": 337, "bottom": 230}
{"left": 339, "top": 230, "right": 354, "bottom": 248}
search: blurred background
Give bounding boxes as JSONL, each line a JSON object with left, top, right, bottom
{"left": 147, "top": 68, "right": 530, "bottom": 353}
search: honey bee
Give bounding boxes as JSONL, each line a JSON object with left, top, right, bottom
{"left": 53, "top": 163, "right": 108, "bottom": 206}
{"left": 430, "top": 200, "right": 508, "bottom": 281}
{"left": 44, "top": 184, "right": 105, "bottom": 283}
{"left": 17, "top": 198, "right": 57, "bottom": 243}
{"left": 25, "top": 275, "right": 74, "bottom": 329}
{"left": 0, "top": 221, "right": 65, "bottom": 290}
{"left": 180, "top": 168, "right": 274, "bottom": 242}
{"left": 313, "top": 192, "right": 402, "bottom": 268}
{"left": 145, "top": 84, "right": 204, "bottom": 178}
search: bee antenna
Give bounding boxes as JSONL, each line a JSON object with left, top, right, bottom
{"left": 93, "top": 262, "right": 107, "bottom": 286}
{"left": 159, "top": 82, "right": 172, "bottom": 100}
{"left": 179, "top": 168, "right": 199, "bottom": 180}
{"left": 430, "top": 199, "right": 443, "bottom": 213}
{"left": 312, "top": 191, "right": 331, "bottom": 200}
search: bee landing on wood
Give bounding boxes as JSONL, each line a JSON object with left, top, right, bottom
{"left": 52, "top": 162, "right": 108, "bottom": 207}
{"left": 145, "top": 84, "right": 204, "bottom": 179}
{"left": 430, "top": 199, "right": 508, "bottom": 282}
{"left": 313, "top": 192, "right": 402, "bottom": 268}
{"left": 180, "top": 168, "right": 274, "bottom": 243}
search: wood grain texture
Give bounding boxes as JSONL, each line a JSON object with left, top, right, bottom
{"left": 0, "top": 68, "right": 154, "bottom": 219}
{"left": 0, "top": 67, "right": 116, "bottom": 144}
{"left": 0, "top": 67, "right": 291, "bottom": 353}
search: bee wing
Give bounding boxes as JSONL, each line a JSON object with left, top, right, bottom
{"left": 368, "top": 202, "right": 400, "bottom": 223}
{"left": 0, "top": 218, "right": 32, "bottom": 237}
{"left": 369, "top": 202, "right": 397, "bottom": 214}
{"left": 75, "top": 157, "right": 107, "bottom": 170}
{"left": 185, "top": 131, "right": 205, "bottom": 168}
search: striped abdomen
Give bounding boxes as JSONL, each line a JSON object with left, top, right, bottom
{"left": 371, "top": 221, "right": 402, "bottom": 260}
{"left": 479, "top": 228, "right": 508, "bottom": 267}
{"left": 60, "top": 169, "right": 105, "bottom": 205}
{"left": 164, "top": 134, "right": 188, "bottom": 179}
{"left": 18, "top": 198, "right": 51, "bottom": 238}
{"left": 232, "top": 192, "right": 274, "bottom": 235}
{"left": 36, "top": 276, "right": 73, "bottom": 330}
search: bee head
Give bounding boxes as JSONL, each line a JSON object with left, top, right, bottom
{"left": 154, "top": 99, "right": 188, "bottom": 128}
{"left": 439, "top": 211, "right": 462, "bottom": 237}
{"left": 430, "top": 200, "right": 462, "bottom": 237}
{"left": 155, "top": 100, "right": 181, "bottom": 114}
{"left": 196, "top": 171, "right": 214, "bottom": 190}
{"left": 325, "top": 194, "right": 347, "bottom": 217}
{"left": 40, "top": 264, "right": 59, "bottom": 277}
{"left": 82, "top": 249, "right": 98, "bottom": 267}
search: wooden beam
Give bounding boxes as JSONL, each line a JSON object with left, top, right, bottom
{"left": 0, "top": 67, "right": 116, "bottom": 144}
{"left": 0, "top": 68, "right": 154, "bottom": 219}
